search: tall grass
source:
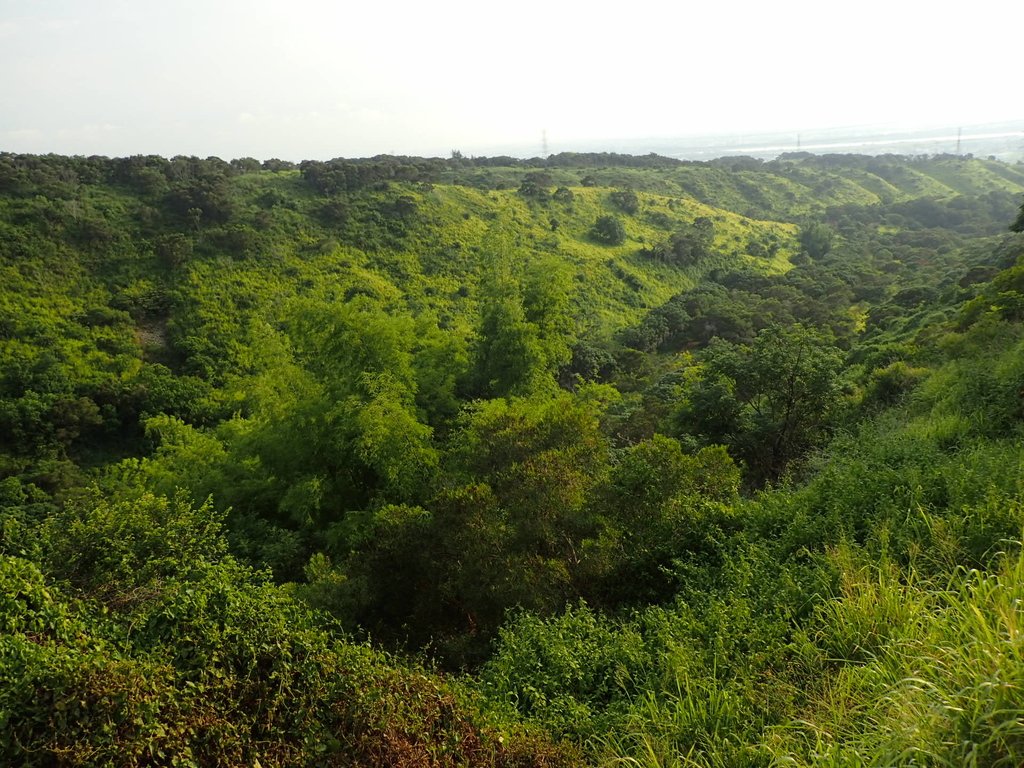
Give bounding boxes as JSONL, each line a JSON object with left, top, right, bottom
{"left": 593, "top": 672, "right": 761, "bottom": 768}
{"left": 763, "top": 537, "right": 1024, "bottom": 767}
{"left": 594, "top": 534, "right": 1024, "bottom": 768}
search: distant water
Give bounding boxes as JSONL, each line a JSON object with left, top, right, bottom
{"left": 673, "top": 129, "right": 1024, "bottom": 162}
{"left": 482, "top": 122, "right": 1024, "bottom": 163}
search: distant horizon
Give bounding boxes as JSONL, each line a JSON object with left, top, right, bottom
{"left": 471, "top": 119, "right": 1024, "bottom": 163}
{"left": 4, "top": 117, "right": 1023, "bottom": 165}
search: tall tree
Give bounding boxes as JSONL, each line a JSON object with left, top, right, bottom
{"left": 676, "top": 324, "right": 845, "bottom": 484}
{"left": 470, "top": 268, "right": 548, "bottom": 398}
{"left": 1011, "top": 198, "right": 1024, "bottom": 232}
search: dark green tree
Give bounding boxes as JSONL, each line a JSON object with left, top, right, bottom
{"left": 518, "top": 171, "right": 553, "bottom": 200}
{"left": 676, "top": 324, "right": 845, "bottom": 484}
{"left": 609, "top": 188, "right": 639, "bottom": 215}
{"left": 552, "top": 186, "right": 574, "bottom": 203}
{"left": 799, "top": 221, "right": 835, "bottom": 258}
{"left": 1011, "top": 198, "right": 1024, "bottom": 232}
{"left": 644, "top": 218, "right": 715, "bottom": 265}
{"left": 470, "top": 272, "right": 547, "bottom": 397}
{"left": 590, "top": 215, "right": 626, "bottom": 245}
{"left": 582, "top": 436, "right": 740, "bottom": 606}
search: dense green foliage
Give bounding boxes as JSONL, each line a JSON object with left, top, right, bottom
{"left": 3, "top": 148, "right": 1024, "bottom": 765}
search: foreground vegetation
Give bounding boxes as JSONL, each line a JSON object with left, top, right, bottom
{"left": 2, "top": 149, "right": 1024, "bottom": 765}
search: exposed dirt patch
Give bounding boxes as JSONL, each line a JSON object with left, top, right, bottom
{"left": 134, "top": 317, "right": 170, "bottom": 361}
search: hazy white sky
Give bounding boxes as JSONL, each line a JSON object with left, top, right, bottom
{"left": 1, "top": 0, "right": 1021, "bottom": 159}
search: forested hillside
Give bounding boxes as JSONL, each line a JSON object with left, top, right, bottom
{"left": 3, "top": 149, "right": 1024, "bottom": 766}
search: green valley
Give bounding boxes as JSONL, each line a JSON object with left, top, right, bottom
{"left": 2, "top": 149, "right": 1024, "bottom": 766}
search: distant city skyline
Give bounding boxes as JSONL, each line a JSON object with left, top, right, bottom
{"left": 1, "top": 0, "right": 1021, "bottom": 160}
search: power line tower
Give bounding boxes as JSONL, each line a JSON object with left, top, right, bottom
{"left": 542, "top": 129, "right": 549, "bottom": 158}
{"left": 956, "top": 127, "right": 962, "bottom": 155}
